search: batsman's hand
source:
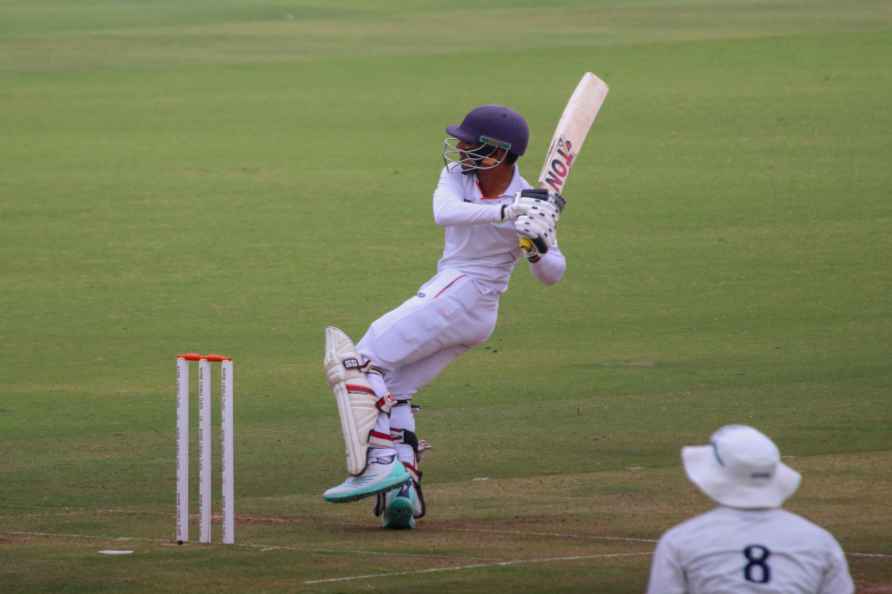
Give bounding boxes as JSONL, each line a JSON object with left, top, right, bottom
{"left": 501, "top": 188, "right": 566, "bottom": 222}
{"left": 514, "top": 189, "right": 565, "bottom": 255}
{"left": 500, "top": 193, "right": 530, "bottom": 222}
{"left": 515, "top": 214, "right": 557, "bottom": 258}
{"left": 518, "top": 188, "right": 567, "bottom": 213}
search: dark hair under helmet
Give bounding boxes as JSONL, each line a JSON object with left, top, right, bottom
{"left": 446, "top": 105, "right": 529, "bottom": 157}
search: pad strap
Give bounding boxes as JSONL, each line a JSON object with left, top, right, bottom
{"left": 390, "top": 428, "right": 432, "bottom": 464}
{"left": 363, "top": 363, "right": 388, "bottom": 377}
{"left": 390, "top": 427, "right": 418, "bottom": 450}
{"left": 393, "top": 398, "right": 422, "bottom": 414}
{"left": 352, "top": 361, "right": 397, "bottom": 413}
{"left": 402, "top": 461, "right": 422, "bottom": 484}
{"left": 345, "top": 383, "right": 395, "bottom": 414}
{"left": 368, "top": 430, "right": 394, "bottom": 450}
{"left": 377, "top": 393, "right": 396, "bottom": 414}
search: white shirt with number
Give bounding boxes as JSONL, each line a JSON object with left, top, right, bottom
{"left": 646, "top": 507, "right": 854, "bottom": 594}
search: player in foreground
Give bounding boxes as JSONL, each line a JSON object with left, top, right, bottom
{"left": 322, "top": 104, "right": 566, "bottom": 528}
{"left": 646, "top": 425, "right": 854, "bottom": 594}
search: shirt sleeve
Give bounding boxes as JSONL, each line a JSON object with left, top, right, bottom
{"left": 646, "top": 534, "right": 688, "bottom": 594}
{"left": 528, "top": 246, "right": 566, "bottom": 286}
{"left": 432, "top": 168, "right": 503, "bottom": 226}
{"left": 818, "top": 536, "right": 855, "bottom": 594}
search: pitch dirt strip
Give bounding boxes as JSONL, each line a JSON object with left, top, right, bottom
{"left": 304, "top": 551, "right": 652, "bottom": 585}
{"left": 0, "top": 530, "right": 488, "bottom": 560}
{"left": 10, "top": 529, "right": 889, "bottom": 565}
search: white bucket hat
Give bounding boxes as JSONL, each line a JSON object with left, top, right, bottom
{"left": 682, "top": 425, "right": 801, "bottom": 509}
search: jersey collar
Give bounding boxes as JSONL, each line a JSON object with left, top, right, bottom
{"left": 475, "top": 164, "right": 524, "bottom": 200}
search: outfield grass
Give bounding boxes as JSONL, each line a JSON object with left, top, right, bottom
{"left": 1, "top": 1, "right": 891, "bottom": 592}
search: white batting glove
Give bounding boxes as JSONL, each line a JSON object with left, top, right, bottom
{"left": 500, "top": 193, "right": 532, "bottom": 222}
{"left": 526, "top": 199, "right": 560, "bottom": 226}
{"left": 515, "top": 215, "right": 558, "bottom": 258}
{"left": 520, "top": 188, "right": 566, "bottom": 211}
{"left": 502, "top": 188, "right": 566, "bottom": 222}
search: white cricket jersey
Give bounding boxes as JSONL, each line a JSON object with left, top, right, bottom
{"left": 647, "top": 507, "right": 854, "bottom": 594}
{"left": 432, "top": 165, "right": 565, "bottom": 293}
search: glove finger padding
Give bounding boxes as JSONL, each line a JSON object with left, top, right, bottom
{"left": 519, "top": 188, "right": 567, "bottom": 212}
{"left": 526, "top": 201, "right": 560, "bottom": 225}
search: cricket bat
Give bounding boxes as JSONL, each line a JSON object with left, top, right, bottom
{"left": 521, "top": 72, "right": 609, "bottom": 253}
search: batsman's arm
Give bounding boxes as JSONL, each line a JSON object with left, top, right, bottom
{"left": 526, "top": 246, "right": 565, "bottom": 286}
{"left": 433, "top": 169, "right": 504, "bottom": 226}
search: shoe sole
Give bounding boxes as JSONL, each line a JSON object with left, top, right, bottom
{"left": 323, "top": 472, "right": 411, "bottom": 504}
{"left": 382, "top": 497, "right": 415, "bottom": 529}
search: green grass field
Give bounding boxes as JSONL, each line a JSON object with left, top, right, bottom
{"left": 2, "top": 1, "right": 891, "bottom": 592}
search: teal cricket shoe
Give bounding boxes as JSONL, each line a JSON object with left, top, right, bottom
{"left": 323, "top": 453, "right": 410, "bottom": 503}
{"left": 377, "top": 481, "right": 424, "bottom": 529}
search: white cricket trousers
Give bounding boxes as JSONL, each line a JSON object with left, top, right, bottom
{"left": 356, "top": 269, "right": 500, "bottom": 398}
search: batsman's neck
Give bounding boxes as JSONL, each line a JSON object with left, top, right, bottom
{"left": 475, "top": 163, "right": 515, "bottom": 199}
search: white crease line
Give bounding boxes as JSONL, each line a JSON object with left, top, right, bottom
{"left": 445, "top": 530, "right": 892, "bottom": 559}
{"left": 1, "top": 531, "right": 484, "bottom": 561}
{"left": 851, "top": 552, "right": 892, "bottom": 559}
{"left": 304, "top": 552, "right": 652, "bottom": 585}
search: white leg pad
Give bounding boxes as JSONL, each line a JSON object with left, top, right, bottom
{"left": 325, "top": 326, "right": 392, "bottom": 476}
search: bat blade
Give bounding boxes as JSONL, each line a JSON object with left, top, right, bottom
{"left": 537, "top": 72, "right": 609, "bottom": 194}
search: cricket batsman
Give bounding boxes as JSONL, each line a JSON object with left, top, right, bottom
{"left": 322, "top": 104, "right": 567, "bottom": 528}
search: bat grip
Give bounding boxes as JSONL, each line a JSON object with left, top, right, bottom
{"left": 518, "top": 237, "right": 549, "bottom": 255}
